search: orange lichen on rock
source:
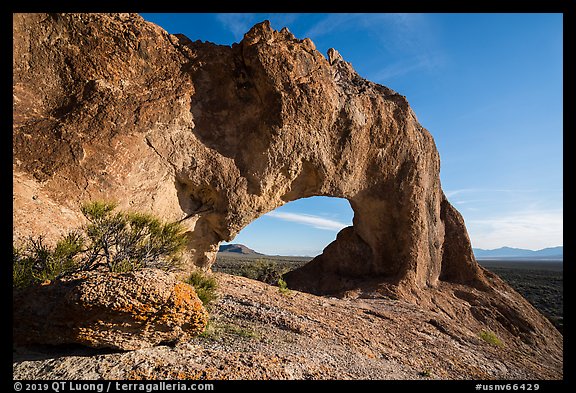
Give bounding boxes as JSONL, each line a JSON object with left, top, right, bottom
{"left": 13, "top": 269, "right": 208, "bottom": 350}
{"left": 160, "top": 282, "right": 208, "bottom": 335}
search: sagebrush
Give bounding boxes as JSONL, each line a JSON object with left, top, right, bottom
{"left": 13, "top": 201, "right": 188, "bottom": 287}
{"left": 185, "top": 270, "right": 219, "bottom": 307}
{"left": 479, "top": 330, "right": 503, "bottom": 346}
{"left": 240, "top": 258, "right": 288, "bottom": 285}
{"left": 277, "top": 277, "right": 291, "bottom": 295}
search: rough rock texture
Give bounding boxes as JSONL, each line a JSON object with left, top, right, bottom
{"left": 12, "top": 12, "right": 562, "bottom": 374}
{"left": 13, "top": 13, "right": 480, "bottom": 295}
{"left": 13, "top": 269, "right": 208, "bottom": 350}
{"left": 13, "top": 273, "right": 562, "bottom": 380}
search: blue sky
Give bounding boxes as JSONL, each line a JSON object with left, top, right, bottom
{"left": 141, "top": 13, "right": 563, "bottom": 255}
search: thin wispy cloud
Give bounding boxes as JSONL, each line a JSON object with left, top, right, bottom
{"left": 467, "top": 210, "right": 563, "bottom": 250}
{"left": 304, "top": 13, "right": 422, "bottom": 42}
{"left": 444, "top": 187, "right": 562, "bottom": 248}
{"left": 304, "top": 13, "right": 444, "bottom": 83}
{"left": 265, "top": 211, "right": 349, "bottom": 232}
{"left": 445, "top": 188, "right": 477, "bottom": 198}
{"left": 216, "top": 13, "right": 257, "bottom": 41}
{"left": 267, "top": 13, "right": 300, "bottom": 29}
{"left": 216, "top": 13, "right": 302, "bottom": 42}
{"left": 445, "top": 188, "right": 540, "bottom": 199}
{"left": 304, "top": 13, "right": 361, "bottom": 38}
{"left": 453, "top": 199, "right": 489, "bottom": 205}
{"left": 371, "top": 55, "right": 439, "bottom": 82}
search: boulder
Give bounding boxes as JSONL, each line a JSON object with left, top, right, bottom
{"left": 13, "top": 269, "right": 208, "bottom": 350}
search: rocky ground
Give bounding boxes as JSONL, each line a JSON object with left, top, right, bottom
{"left": 13, "top": 273, "right": 562, "bottom": 380}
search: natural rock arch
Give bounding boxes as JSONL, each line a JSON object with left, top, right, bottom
{"left": 12, "top": 14, "right": 563, "bottom": 374}
{"left": 12, "top": 14, "right": 486, "bottom": 300}
{"left": 166, "top": 21, "right": 488, "bottom": 299}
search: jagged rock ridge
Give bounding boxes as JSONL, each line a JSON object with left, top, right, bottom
{"left": 12, "top": 13, "right": 562, "bottom": 378}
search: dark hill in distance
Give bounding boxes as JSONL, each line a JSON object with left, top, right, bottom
{"left": 473, "top": 246, "right": 563, "bottom": 260}
{"left": 218, "top": 244, "right": 263, "bottom": 255}
{"left": 219, "top": 244, "right": 564, "bottom": 259}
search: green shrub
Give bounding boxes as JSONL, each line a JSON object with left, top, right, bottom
{"left": 13, "top": 201, "right": 188, "bottom": 288}
{"left": 185, "top": 270, "right": 218, "bottom": 307}
{"left": 240, "top": 259, "right": 287, "bottom": 285}
{"left": 81, "top": 201, "right": 187, "bottom": 273}
{"left": 13, "top": 233, "right": 83, "bottom": 288}
{"left": 224, "top": 323, "right": 259, "bottom": 339}
{"left": 479, "top": 330, "right": 503, "bottom": 346}
{"left": 277, "top": 277, "right": 291, "bottom": 295}
{"left": 199, "top": 320, "right": 258, "bottom": 340}
{"left": 199, "top": 319, "right": 219, "bottom": 340}
{"left": 13, "top": 244, "right": 35, "bottom": 288}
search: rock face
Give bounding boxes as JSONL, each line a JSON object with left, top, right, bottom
{"left": 13, "top": 269, "right": 208, "bottom": 350}
{"left": 12, "top": 13, "right": 562, "bottom": 369}
{"left": 13, "top": 13, "right": 482, "bottom": 296}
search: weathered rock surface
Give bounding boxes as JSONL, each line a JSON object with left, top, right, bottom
{"left": 12, "top": 13, "right": 481, "bottom": 295}
{"left": 12, "top": 12, "right": 562, "bottom": 375}
{"left": 13, "top": 269, "right": 208, "bottom": 350}
{"left": 13, "top": 273, "right": 562, "bottom": 380}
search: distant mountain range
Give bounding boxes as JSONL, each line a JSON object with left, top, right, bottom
{"left": 218, "top": 244, "right": 263, "bottom": 255}
{"left": 473, "top": 246, "right": 563, "bottom": 259}
{"left": 220, "top": 243, "right": 563, "bottom": 260}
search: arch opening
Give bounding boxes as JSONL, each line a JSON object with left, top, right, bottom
{"left": 213, "top": 196, "right": 354, "bottom": 282}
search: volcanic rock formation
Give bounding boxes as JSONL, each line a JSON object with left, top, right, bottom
{"left": 13, "top": 13, "right": 481, "bottom": 297}
{"left": 12, "top": 13, "right": 562, "bottom": 368}
{"left": 13, "top": 269, "right": 208, "bottom": 350}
